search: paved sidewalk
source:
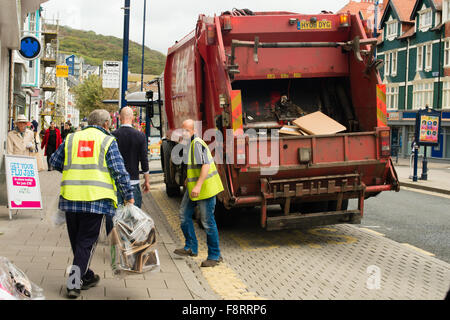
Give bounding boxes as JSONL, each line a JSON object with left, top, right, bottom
{"left": 0, "top": 170, "right": 216, "bottom": 300}
{"left": 393, "top": 157, "right": 450, "bottom": 194}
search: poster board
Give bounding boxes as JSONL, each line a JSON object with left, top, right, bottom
{"left": 415, "top": 108, "right": 442, "bottom": 147}
{"left": 4, "top": 155, "right": 43, "bottom": 220}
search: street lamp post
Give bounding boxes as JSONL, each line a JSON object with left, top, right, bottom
{"left": 121, "top": 0, "right": 130, "bottom": 110}
{"left": 140, "top": 0, "right": 147, "bottom": 126}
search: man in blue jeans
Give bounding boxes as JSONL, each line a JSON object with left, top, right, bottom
{"left": 173, "top": 119, "right": 224, "bottom": 267}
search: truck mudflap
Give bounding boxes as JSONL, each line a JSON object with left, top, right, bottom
{"left": 257, "top": 158, "right": 399, "bottom": 230}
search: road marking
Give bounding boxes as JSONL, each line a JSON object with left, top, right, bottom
{"left": 151, "top": 190, "right": 265, "bottom": 300}
{"left": 307, "top": 228, "right": 358, "bottom": 245}
{"left": 359, "top": 228, "right": 385, "bottom": 237}
{"left": 401, "top": 187, "right": 450, "bottom": 200}
{"left": 401, "top": 243, "right": 435, "bottom": 257}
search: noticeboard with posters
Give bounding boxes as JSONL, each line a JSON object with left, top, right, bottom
{"left": 415, "top": 108, "right": 442, "bottom": 147}
{"left": 4, "top": 155, "right": 42, "bottom": 220}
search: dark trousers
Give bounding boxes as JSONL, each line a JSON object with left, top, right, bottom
{"left": 46, "top": 145, "right": 56, "bottom": 169}
{"left": 65, "top": 212, "right": 103, "bottom": 288}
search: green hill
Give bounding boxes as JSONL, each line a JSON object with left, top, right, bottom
{"left": 59, "top": 26, "right": 166, "bottom": 75}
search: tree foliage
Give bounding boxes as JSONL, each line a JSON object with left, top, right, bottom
{"left": 73, "top": 75, "right": 117, "bottom": 118}
{"left": 59, "top": 26, "right": 166, "bottom": 75}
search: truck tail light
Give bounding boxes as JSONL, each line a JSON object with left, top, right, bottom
{"left": 206, "top": 24, "right": 216, "bottom": 45}
{"left": 380, "top": 130, "right": 391, "bottom": 157}
{"left": 223, "top": 15, "right": 232, "bottom": 31}
{"left": 339, "top": 13, "right": 350, "bottom": 27}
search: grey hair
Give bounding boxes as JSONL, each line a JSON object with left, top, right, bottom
{"left": 88, "top": 109, "right": 111, "bottom": 126}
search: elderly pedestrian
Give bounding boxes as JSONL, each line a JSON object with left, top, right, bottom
{"left": 7, "top": 115, "right": 35, "bottom": 156}
{"left": 50, "top": 109, "right": 135, "bottom": 299}
{"left": 173, "top": 119, "right": 224, "bottom": 267}
{"left": 41, "top": 121, "right": 62, "bottom": 171}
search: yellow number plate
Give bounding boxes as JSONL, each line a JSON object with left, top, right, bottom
{"left": 298, "top": 20, "right": 332, "bottom": 30}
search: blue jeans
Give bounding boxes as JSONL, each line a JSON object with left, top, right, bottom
{"left": 105, "top": 184, "right": 143, "bottom": 235}
{"left": 180, "top": 191, "right": 221, "bottom": 261}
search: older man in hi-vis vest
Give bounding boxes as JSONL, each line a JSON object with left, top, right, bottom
{"left": 50, "top": 109, "right": 134, "bottom": 299}
{"left": 173, "top": 119, "right": 224, "bottom": 267}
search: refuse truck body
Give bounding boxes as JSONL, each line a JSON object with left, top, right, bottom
{"left": 160, "top": 10, "right": 400, "bottom": 230}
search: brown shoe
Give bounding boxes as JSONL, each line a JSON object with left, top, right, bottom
{"left": 201, "top": 256, "right": 223, "bottom": 268}
{"left": 173, "top": 248, "right": 198, "bottom": 257}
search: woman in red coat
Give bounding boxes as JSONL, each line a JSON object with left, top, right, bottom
{"left": 41, "top": 122, "right": 62, "bottom": 171}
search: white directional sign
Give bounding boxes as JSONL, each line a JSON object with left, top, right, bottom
{"left": 102, "top": 61, "right": 122, "bottom": 89}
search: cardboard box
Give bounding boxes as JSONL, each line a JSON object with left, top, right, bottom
{"left": 293, "top": 111, "right": 346, "bottom": 135}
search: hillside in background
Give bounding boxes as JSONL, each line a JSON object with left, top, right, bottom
{"left": 59, "top": 26, "right": 166, "bottom": 75}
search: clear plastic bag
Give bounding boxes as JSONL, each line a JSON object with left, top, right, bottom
{"left": 51, "top": 210, "right": 66, "bottom": 227}
{"left": 0, "top": 257, "right": 45, "bottom": 300}
{"left": 109, "top": 205, "right": 160, "bottom": 277}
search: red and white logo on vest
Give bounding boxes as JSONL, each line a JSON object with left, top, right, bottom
{"left": 77, "top": 141, "right": 95, "bottom": 158}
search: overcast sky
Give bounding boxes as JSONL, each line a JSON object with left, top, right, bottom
{"left": 41, "top": 0, "right": 352, "bottom": 55}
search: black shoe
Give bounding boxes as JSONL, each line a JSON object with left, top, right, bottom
{"left": 201, "top": 256, "right": 224, "bottom": 268}
{"left": 66, "top": 288, "right": 81, "bottom": 299}
{"left": 173, "top": 248, "right": 198, "bottom": 257}
{"left": 81, "top": 274, "right": 100, "bottom": 290}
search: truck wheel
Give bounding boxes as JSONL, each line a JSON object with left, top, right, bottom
{"left": 162, "top": 140, "right": 180, "bottom": 198}
{"left": 214, "top": 201, "right": 236, "bottom": 229}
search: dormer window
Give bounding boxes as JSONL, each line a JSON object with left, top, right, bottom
{"left": 386, "top": 20, "right": 398, "bottom": 40}
{"left": 419, "top": 8, "right": 433, "bottom": 31}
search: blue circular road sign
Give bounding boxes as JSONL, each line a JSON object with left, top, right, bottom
{"left": 18, "top": 35, "right": 42, "bottom": 60}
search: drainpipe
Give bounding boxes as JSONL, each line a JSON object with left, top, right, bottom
{"left": 437, "top": 26, "right": 443, "bottom": 109}
{"left": 405, "top": 38, "right": 410, "bottom": 110}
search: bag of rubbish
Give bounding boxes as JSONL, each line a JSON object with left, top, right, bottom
{"left": 0, "top": 257, "right": 45, "bottom": 300}
{"left": 109, "top": 204, "right": 160, "bottom": 277}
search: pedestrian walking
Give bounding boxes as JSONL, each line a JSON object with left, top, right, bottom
{"left": 173, "top": 119, "right": 224, "bottom": 267}
{"left": 7, "top": 115, "right": 36, "bottom": 157}
{"left": 104, "top": 107, "right": 151, "bottom": 235}
{"left": 41, "top": 121, "right": 62, "bottom": 171}
{"left": 61, "top": 122, "right": 73, "bottom": 141}
{"left": 49, "top": 109, "right": 135, "bottom": 299}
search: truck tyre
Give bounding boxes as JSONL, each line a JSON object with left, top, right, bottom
{"left": 214, "top": 201, "right": 236, "bottom": 229}
{"left": 162, "top": 140, "right": 180, "bottom": 198}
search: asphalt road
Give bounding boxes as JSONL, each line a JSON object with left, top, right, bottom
{"left": 349, "top": 188, "right": 450, "bottom": 264}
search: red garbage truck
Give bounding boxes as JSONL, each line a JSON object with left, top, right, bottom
{"left": 160, "top": 9, "right": 400, "bottom": 230}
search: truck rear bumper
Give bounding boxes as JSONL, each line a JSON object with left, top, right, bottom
{"left": 229, "top": 158, "right": 399, "bottom": 230}
{"left": 266, "top": 210, "right": 362, "bottom": 231}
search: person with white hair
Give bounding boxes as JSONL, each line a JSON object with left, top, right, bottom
{"left": 49, "top": 109, "right": 135, "bottom": 299}
{"left": 7, "top": 115, "right": 35, "bottom": 156}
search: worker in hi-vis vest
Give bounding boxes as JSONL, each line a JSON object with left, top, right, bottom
{"left": 50, "top": 109, "right": 134, "bottom": 299}
{"left": 173, "top": 119, "right": 224, "bottom": 267}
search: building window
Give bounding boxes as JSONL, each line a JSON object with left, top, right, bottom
{"left": 385, "top": 52, "right": 390, "bottom": 76}
{"left": 445, "top": 40, "right": 450, "bottom": 67}
{"left": 443, "top": 80, "right": 450, "bottom": 108}
{"left": 391, "top": 51, "right": 398, "bottom": 76}
{"left": 387, "top": 86, "right": 399, "bottom": 110}
{"left": 425, "top": 43, "right": 433, "bottom": 71}
{"left": 445, "top": 0, "right": 450, "bottom": 22}
{"left": 413, "top": 81, "right": 434, "bottom": 109}
{"left": 386, "top": 20, "right": 398, "bottom": 39}
{"left": 417, "top": 45, "right": 424, "bottom": 71}
{"left": 419, "top": 8, "right": 433, "bottom": 31}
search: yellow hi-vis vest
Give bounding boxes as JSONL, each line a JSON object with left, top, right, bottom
{"left": 187, "top": 137, "right": 224, "bottom": 201}
{"left": 60, "top": 127, "right": 118, "bottom": 206}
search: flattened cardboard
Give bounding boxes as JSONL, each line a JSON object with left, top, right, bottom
{"left": 279, "top": 126, "right": 303, "bottom": 136}
{"left": 293, "top": 111, "right": 346, "bottom": 135}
